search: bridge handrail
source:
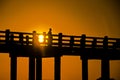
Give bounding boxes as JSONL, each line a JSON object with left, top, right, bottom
{"left": 0, "top": 30, "right": 120, "bottom": 49}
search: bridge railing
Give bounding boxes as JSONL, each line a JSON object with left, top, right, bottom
{"left": 0, "top": 30, "right": 120, "bottom": 50}
{"left": 52, "top": 34, "right": 120, "bottom": 49}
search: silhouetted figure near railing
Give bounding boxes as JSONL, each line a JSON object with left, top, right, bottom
{"left": 48, "top": 28, "right": 52, "bottom": 35}
{"left": 47, "top": 28, "right": 52, "bottom": 46}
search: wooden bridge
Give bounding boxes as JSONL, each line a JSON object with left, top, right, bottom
{"left": 0, "top": 29, "right": 120, "bottom": 80}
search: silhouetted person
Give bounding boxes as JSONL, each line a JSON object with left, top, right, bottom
{"left": 47, "top": 28, "right": 52, "bottom": 46}
{"left": 48, "top": 28, "right": 52, "bottom": 35}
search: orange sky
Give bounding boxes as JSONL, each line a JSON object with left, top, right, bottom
{"left": 0, "top": 0, "right": 120, "bottom": 80}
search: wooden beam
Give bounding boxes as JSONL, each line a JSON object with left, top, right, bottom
{"left": 36, "top": 57, "right": 42, "bottom": 80}
{"left": 101, "top": 59, "right": 110, "bottom": 80}
{"left": 81, "top": 57, "right": 88, "bottom": 80}
{"left": 10, "top": 56, "right": 17, "bottom": 80}
{"left": 29, "top": 57, "right": 35, "bottom": 80}
{"left": 55, "top": 56, "right": 61, "bottom": 80}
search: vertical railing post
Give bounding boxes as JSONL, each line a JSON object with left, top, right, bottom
{"left": 103, "top": 36, "right": 108, "bottom": 49}
{"left": 80, "top": 34, "right": 88, "bottom": 80}
{"left": 36, "top": 56, "right": 42, "bottom": 80}
{"left": 48, "top": 31, "right": 52, "bottom": 47}
{"left": 33, "top": 31, "right": 36, "bottom": 44}
{"left": 81, "top": 56, "right": 88, "bottom": 80}
{"left": 80, "top": 34, "right": 86, "bottom": 49}
{"left": 58, "top": 33, "right": 62, "bottom": 48}
{"left": 70, "top": 36, "right": 74, "bottom": 48}
{"left": 10, "top": 55, "right": 17, "bottom": 80}
{"left": 19, "top": 33, "right": 23, "bottom": 45}
{"left": 92, "top": 38, "right": 97, "bottom": 49}
{"left": 9, "top": 33, "right": 15, "bottom": 53}
{"left": 5, "top": 29, "right": 10, "bottom": 45}
{"left": 26, "top": 35, "right": 29, "bottom": 45}
{"left": 101, "top": 36, "right": 110, "bottom": 80}
{"left": 43, "top": 32, "right": 46, "bottom": 44}
{"left": 29, "top": 31, "right": 36, "bottom": 80}
{"left": 36, "top": 31, "right": 42, "bottom": 80}
{"left": 29, "top": 57, "right": 35, "bottom": 80}
{"left": 54, "top": 33, "right": 62, "bottom": 80}
{"left": 9, "top": 33, "right": 14, "bottom": 46}
{"left": 8, "top": 32, "right": 17, "bottom": 80}
{"left": 33, "top": 31, "right": 39, "bottom": 47}
{"left": 113, "top": 39, "right": 120, "bottom": 49}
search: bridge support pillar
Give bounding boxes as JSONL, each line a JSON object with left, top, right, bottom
{"left": 36, "top": 57, "right": 42, "bottom": 80}
{"left": 10, "top": 56, "right": 17, "bottom": 80}
{"left": 54, "top": 56, "right": 61, "bottom": 80}
{"left": 29, "top": 57, "right": 35, "bottom": 80}
{"left": 81, "top": 57, "right": 88, "bottom": 80}
{"left": 101, "top": 59, "right": 110, "bottom": 80}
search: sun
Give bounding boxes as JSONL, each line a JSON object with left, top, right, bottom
{"left": 38, "top": 35, "right": 44, "bottom": 43}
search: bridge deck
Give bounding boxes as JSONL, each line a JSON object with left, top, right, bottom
{"left": 0, "top": 44, "right": 120, "bottom": 60}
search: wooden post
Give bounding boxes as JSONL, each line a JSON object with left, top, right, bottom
{"left": 103, "top": 36, "right": 108, "bottom": 49}
{"left": 55, "top": 56, "right": 61, "bottom": 80}
{"left": 101, "top": 59, "right": 110, "bottom": 80}
{"left": 101, "top": 36, "right": 110, "bottom": 80}
{"left": 29, "top": 57, "right": 35, "bottom": 80}
{"left": 26, "top": 35, "right": 29, "bottom": 45}
{"left": 5, "top": 29, "right": 10, "bottom": 45}
{"left": 54, "top": 33, "right": 62, "bottom": 80}
{"left": 29, "top": 31, "right": 36, "bottom": 80}
{"left": 80, "top": 34, "right": 86, "bottom": 49}
{"left": 70, "top": 36, "right": 74, "bottom": 48}
{"left": 33, "top": 31, "right": 37, "bottom": 46}
{"left": 81, "top": 57, "right": 88, "bottom": 80}
{"left": 80, "top": 34, "right": 88, "bottom": 80}
{"left": 43, "top": 32, "right": 46, "bottom": 45}
{"left": 58, "top": 33, "right": 62, "bottom": 48}
{"left": 9, "top": 32, "right": 17, "bottom": 80}
{"left": 36, "top": 57, "right": 42, "bottom": 80}
{"left": 92, "top": 38, "right": 97, "bottom": 49}
{"left": 10, "top": 56, "right": 17, "bottom": 80}
{"left": 48, "top": 30, "right": 52, "bottom": 47}
{"left": 19, "top": 33, "right": 23, "bottom": 45}
{"left": 10, "top": 33, "right": 14, "bottom": 44}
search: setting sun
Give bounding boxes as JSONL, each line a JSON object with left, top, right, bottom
{"left": 38, "top": 35, "right": 44, "bottom": 43}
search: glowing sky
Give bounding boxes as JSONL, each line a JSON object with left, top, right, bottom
{"left": 0, "top": 0, "right": 120, "bottom": 80}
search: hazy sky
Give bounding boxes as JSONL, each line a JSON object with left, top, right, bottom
{"left": 0, "top": 0, "right": 120, "bottom": 80}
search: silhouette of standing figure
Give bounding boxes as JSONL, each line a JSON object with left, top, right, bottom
{"left": 48, "top": 28, "right": 52, "bottom": 35}
{"left": 48, "top": 28, "right": 52, "bottom": 46}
